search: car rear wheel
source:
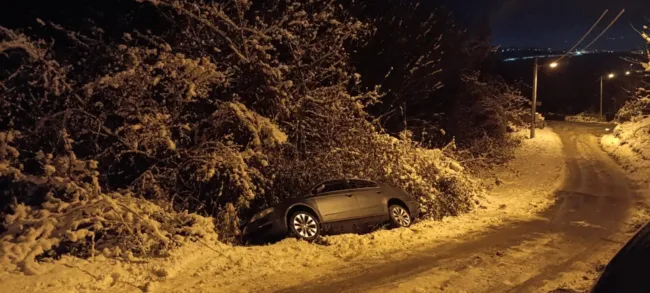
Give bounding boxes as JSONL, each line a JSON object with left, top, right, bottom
{"left": 389, "top": 205, "right": 412, "bottom": 228}
{"left": 289, "top": 211, "right": 320, "bottom": 241}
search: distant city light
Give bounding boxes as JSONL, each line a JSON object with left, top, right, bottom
{"left": 499, "top": 47, "right": 635, "bottom": 62}
{"left": 549, "top": 62, "right": 558, "bottom": 68}
{"left": 625, "top": 71, "right": 631, "bottom": 76}
{"left": 608, "top": 73, "right": 615, "bottom": 79}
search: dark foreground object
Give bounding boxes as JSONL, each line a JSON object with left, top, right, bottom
{"left": 589, "top": 221, "right": 650, "bottom": 293}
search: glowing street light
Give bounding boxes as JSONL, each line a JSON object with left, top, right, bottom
{"left": 625, "top": 71, "right": 631, "bottom": 76}
{"left": 600, "top": 73, "right": 617, "bottom": 121}
{"left": 530, "top": 59, "right": 561, "bottom": 139}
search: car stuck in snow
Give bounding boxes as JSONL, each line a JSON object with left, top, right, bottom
{"left": 242, "top": 179, "right": 419, "bottom": 243}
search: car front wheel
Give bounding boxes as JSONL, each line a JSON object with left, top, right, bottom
{"left": 289, "top": 211, "right": 320, "bottom": 241}
{"left": 389, "top": 205, "right": 412, "bottom": 228}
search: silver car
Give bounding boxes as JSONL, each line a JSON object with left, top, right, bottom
{"left": 242, "top": 179, "right": 420, "bottom": 242}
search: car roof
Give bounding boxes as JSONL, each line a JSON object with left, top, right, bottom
{"left": 313, "top": 178, "right": 378, "bottom": 186}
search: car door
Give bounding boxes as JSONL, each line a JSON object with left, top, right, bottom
{"left": 311, "top": 180, "right": 360, "bottom": 223}
{"left": 348, "top": 180, "right": 385, "bottom": 218}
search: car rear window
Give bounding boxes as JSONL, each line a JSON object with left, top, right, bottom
{"left": 321, "top": 181, "right": 349, "bottom": 193}
{"left": 349, "top": 180, "right": 378, "bottom": 189}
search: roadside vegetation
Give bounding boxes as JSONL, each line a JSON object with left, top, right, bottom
{"left": 603, "top": 91, "right": 650, "bottom": 175}
{"left": 603, "top": 24, "right": 650, "bottom": 177}
{"left": 0, "top": 0, "right": 529, "bottom": 273}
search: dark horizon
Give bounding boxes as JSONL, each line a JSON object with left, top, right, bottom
{"left": 446, "top": 0, "right": 650, "bottom": 51}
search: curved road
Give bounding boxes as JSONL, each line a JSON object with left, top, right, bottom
{"left": 277, "top": 121, "right": 639, "bottom": 293}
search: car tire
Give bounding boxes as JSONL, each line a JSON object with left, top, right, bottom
{"left": 289, "top": 211, "right": 320, "bottom": 241}
{"left": 388, "top": 204, "right": 412, "bottom": 228}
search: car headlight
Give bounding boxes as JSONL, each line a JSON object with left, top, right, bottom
{"left": 250, "top": 207, "right": 274, "bottom": 223}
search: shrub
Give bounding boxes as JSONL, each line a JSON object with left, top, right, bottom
{"left": 0, "top": 0, "right": 369, "bottom": 243}
{"left": 270, "top": 126, "right": 481, "bottom": 219}
{"left": 0, "top": 0, "right": 484, "bottom": 269}
{"left": 0, "top": 131, "right": 216, "bottom": 274}
{"left": 616, "top": 96, "right": 650, "bottom": 122}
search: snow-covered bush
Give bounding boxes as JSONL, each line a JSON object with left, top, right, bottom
{"left": 604, "top": 25, "right": 650, "bottom": 175}
{"left": 616, "top": 96, "right": 650, "bottom": 122}
{"left": 0, "top": 132, "right": 216, "bottom": 275}
{"left": 602, "top": 116, "right": 650, "bottom": 177}
{"left": 0, "top": 0, "right": 370, "bottom": 244}
{"left": 1, "top": 0, "right": 484, "bottom": 270}
{"left": 269, "top": 122, "right": 480, "bottom": 219}
{"left": 365, "top": 133, "right": 480, "bottom": 218}
{"left": 615, "top": 25, "right": 650, "bottom": 123}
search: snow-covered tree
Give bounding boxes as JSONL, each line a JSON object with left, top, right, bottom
{"left": 615, "top": 24, "right": 650, "bottom": 122}
{"left": 0, "top": 0, "right": 484, "bottom": 271}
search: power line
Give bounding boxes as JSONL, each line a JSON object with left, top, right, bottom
{"left": 580, "top": 9, "right": 626, "bottom": 51}
{"left": 554, "top": 10, "right": 609, "bottom": 63}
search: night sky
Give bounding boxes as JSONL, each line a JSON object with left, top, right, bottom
{"left": 446, "top": 0, "right": 650, "bottom": 51}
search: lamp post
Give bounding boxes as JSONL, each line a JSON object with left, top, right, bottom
{"left": 600, "top": 73, "right": 615, "bottom": 121}
{"left": 530, "top": 59, "right": 558, "bottom": 139}
{"left": 531, "top": 58, "right": 539, "bottom": 138}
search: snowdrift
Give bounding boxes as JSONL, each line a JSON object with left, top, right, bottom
{"left": 601, "top": 116, "right": 650, "bottom": 180}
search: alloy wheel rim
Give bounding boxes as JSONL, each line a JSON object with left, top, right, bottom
{"left": 293, "top": 213, "right": 318, "bottom": 238}
{"left": 392, "top": 207, "right": 411, "bottom": 226}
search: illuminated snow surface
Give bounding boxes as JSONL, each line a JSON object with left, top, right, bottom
{"left": 2, "top": 127, "right": 625, "bottom": 293}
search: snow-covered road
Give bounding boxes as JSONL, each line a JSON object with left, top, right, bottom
{"left": 277, "top": 121, "right": 646, "bottom": 293}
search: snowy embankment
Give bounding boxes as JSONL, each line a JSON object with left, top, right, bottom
{"left": 600, "top": 115, "right": 650, "bottom": 231}
{"left": 0, "top": 128, "right": 566, "bottom": 293}
{"left": 601, "top": 116, "right": 650, "bottom": 186}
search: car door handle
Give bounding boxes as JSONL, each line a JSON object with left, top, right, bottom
{"left": 376, "top": 191, "right": 382, "bottom": 194}
{"left": 345, "top": 193, "right": 353, "bottom": 197}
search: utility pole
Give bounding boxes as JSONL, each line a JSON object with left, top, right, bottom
{"left": 531, "top": 57, "right": 538, "bottom": 139}
{"left": 599, "top": 76, "right": 604, "bottom": 121}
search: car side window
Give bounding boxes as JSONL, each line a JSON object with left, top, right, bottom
{"left": 349, "top": 180, "right": 378, "bottom": 189}
{"left": 321, "top": 181, "right": 349, "bottom": 193}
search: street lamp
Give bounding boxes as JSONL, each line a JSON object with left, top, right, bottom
{"left": 600, "top": 73, "right": 617, "bottom": 121}
{"left": 530, "top": 58, "right": 559, "bottom": 138}
{"left": 625, "top": 71, "right": 631, "bottom": 76}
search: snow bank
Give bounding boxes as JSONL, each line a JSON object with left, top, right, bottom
{"left": 601, "top": 116, "right": 650, "bottom": 184}
{"left": 0, "top": 128, "right": 566, "bottom": 293}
